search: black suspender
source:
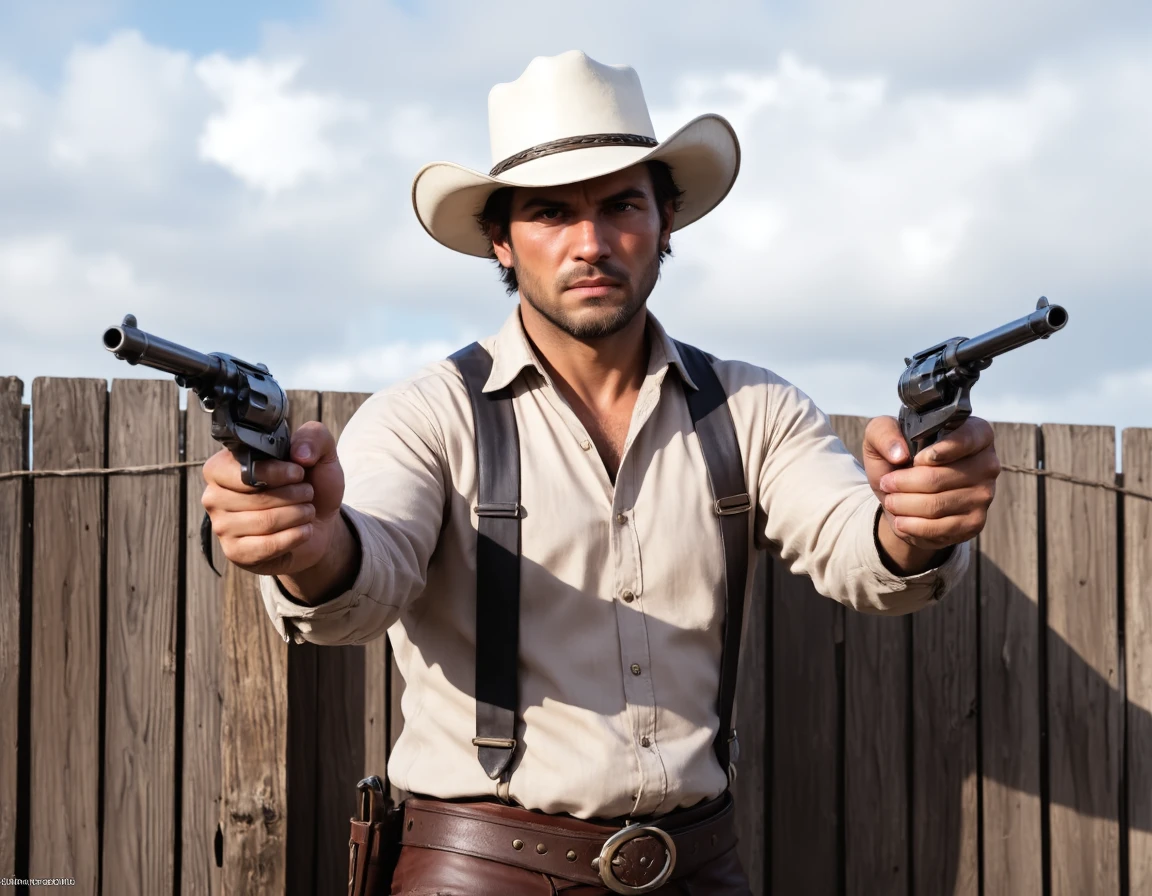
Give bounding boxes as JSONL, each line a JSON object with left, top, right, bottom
{"left": 450, "top": 345, "right": 523, "bottom": 781}
{"left": 449, "top": 339, "right": 751, "bottom": 786}
{"left": 673, "top": 340, "right": 752, "bottom": 773}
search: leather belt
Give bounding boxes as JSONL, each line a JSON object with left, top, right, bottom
{"left": 399, "top": 792, "right": 737, "bottom": 894}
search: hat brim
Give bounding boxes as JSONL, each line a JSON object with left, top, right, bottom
{"left": 411, "top": 113, "right": 741, "bottom": 258}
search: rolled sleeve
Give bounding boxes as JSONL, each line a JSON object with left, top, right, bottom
{"left": 756, "top": 378, "right": 970, "bottom": 615}
{"left": 258, "top": 379, "right": 448, "bottom": 645}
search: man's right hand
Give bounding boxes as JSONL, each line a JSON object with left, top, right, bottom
{"left": 201, "top": 421, "right": 346, "bottom": 578}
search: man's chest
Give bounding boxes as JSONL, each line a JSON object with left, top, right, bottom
{"left": 584, "top": 414, "right": 632, "bottom": 482}
{"left": 503, "top": 422, "right": 729, "bottom": 631}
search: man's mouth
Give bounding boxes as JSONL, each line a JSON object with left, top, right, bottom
{"left": 567, "top": 278, "right": 622, "bottom": 296}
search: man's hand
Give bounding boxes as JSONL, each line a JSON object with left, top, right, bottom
{"left": 201, "top": 421, "right": 346, "bottom": 578}
{"left": 861, "top": 415, "right": 1001, "bottom": 572}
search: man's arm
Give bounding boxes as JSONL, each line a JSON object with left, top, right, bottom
{"left": 258, "top": 382, "right": 449, "bottom": 645}
{"left": 755, "top": 377, "right": 972, "bottom": 614}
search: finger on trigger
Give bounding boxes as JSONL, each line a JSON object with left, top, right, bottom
{"left": 245, "top": 459, "right": 305, "bottom": 491}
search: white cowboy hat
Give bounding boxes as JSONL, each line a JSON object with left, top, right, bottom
{"left": 411, "top": 50, "right": 741, "bottom": 258}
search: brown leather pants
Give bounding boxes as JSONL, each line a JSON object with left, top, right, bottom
{"left": 389, "top": 840, "right": 752, "bottom": 895}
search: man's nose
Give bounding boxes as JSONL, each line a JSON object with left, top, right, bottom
{"left": 570, "top": 217, "right": 611, "bottom": 263}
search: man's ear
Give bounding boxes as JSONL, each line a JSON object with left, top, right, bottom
{"left": 491, "top": 231, "right": 514, "bottom": 268}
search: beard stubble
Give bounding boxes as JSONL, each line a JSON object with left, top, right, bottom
{"left": 515, "top": 239, "right": 663, "bottom": 341}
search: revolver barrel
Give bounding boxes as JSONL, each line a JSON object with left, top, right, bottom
{"left": 954, "top": 300, "right": 1068, "bottom": 367}
{"left": 102, "top": 315, "right": 219, "bottom": 379}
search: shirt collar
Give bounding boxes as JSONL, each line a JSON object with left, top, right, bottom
{"left": 482, "top": 305, "right": 699, "bottom": 394}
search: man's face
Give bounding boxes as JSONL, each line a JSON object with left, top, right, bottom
{"left": 491, "top": 164, "right": 673, "bottom": 341}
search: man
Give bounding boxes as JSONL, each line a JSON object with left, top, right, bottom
{"left": 201, "top": 51, "right": 999, "bottom": 895}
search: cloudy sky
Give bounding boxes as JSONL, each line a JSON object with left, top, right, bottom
{"left": 1, "top": 0, "right": 1148, "bottom": 465}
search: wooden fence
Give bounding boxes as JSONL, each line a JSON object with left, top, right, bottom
{"left": 0, "top": 374, "right": 1149, "bottom": 895}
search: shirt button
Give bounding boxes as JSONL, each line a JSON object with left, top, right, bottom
{"left": 616, "top": 512, "right": 627, "bottom": 524}
{"left": 640, "top": 736, "right": 651, "bottom": 748}
{"left": 621, "top": 590, "right": 635, "bottom": 603}
{"left": 581, "top": 439, "right": 592, "bottom": 451}
{"left": 630, "top": 663, "right": 642, "bottom": 675}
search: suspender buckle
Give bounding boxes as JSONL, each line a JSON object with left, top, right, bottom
{"left": 472, "top": 737, "right": 517, "bottom": 749}
{"left": 713, "top": 493, "right": 751, "bottom": 516}
{"left": 475, "top": 502, "right": 521, "bottom": 518}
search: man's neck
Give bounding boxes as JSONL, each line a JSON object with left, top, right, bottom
{"left": 519, "top": 304, "right": 650, "bottom": 414}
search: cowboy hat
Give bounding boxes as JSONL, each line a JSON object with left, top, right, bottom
{"left": 411, "top": 50, "right": 741, "bottom": 258}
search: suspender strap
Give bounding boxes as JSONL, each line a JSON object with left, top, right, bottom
{"left": 673, "top": 340, "right": 752, "bottom": 773}
{"left": 450, "top": 342, "right": 522, "bottom": 781}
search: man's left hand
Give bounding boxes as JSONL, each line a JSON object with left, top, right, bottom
{"left": 862, "top": 415, "right": 1001, "bottom": 553}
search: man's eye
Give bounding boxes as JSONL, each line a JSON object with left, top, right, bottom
{"left": 612, "top": 202, "right": 637, "bottom": 212}
{"left": 536, "top": 208, "right": 563, "bottom": 220}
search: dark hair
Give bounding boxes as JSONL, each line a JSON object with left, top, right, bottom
{"left": 475, "top": 160, "right": 685, "bottom": 295}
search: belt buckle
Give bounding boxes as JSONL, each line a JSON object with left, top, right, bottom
{"left": 596, "top": 822, "right": 677, "bottom": 894}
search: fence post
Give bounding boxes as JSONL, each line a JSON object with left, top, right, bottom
{"left": 0, "top": 378, "right": 25, "bottom": 884}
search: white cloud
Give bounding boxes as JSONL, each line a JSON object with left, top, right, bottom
{"left": 655, "top": 53, "right": 1081, "bottom": 328}
{"left": 50, "top": 30, "right": 195, "bottom": 167}
{"left": 195, "top": 54, "right": 369, "bottom": 193}
{"left": 0, "top": 233, "right": 161, "bottom": 336}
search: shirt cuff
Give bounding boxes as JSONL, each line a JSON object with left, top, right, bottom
{"left": 258, "top": 504, "right": 376, "bottom": 643}
{"left": 853, "top": 503, "right": 971, "bottom": 612}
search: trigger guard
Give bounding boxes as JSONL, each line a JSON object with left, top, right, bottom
{"left": 239, "top": 452, "right": 268, "bottom": 489}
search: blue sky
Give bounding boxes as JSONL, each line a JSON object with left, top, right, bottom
{"left": 0, "top": 0, "right": 321, "bottom": 75}
{"left": 115, "top": 0, "right": 322, "bottom": 56}
{"left": 0, "top": 0, "right": 1148, "bottom": 465}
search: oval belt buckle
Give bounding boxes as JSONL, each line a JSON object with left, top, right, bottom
{"left": 596, "top": 823, "right": 677, "bottom": 894}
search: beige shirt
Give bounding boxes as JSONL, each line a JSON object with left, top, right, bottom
{"left": 259, "top": 306, "right": 969, "bottom": 820}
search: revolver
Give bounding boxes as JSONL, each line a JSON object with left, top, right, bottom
{"left": 898, "top": 297, "right": 1069, "bottom": 460}
{"left": 103, "top": 314, "right": 291, "bottom": 574}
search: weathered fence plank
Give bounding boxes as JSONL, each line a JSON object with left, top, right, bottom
{"left": 102, "top": 378, "right": 181, "bottom": 895}
{"left": 771, "top": 561, "right": 842, "bottom": 894}
{"left": 912, "top": 545, "right": 978, "bottom": 893}
{"left": 314, "top": 391, "right": 373, "bottom": 896}
{"left": 980, "top": 423, "right": 1043, "bottom": 895}
{"left": 832, "top": 414, "right": 910, "bottom": 896}
{"left": 221, "top": 388, "right": 326, "bottom": 895}
{"left": 181, "top": 399, "right": 225, "bottom": 896}
{"left": 222, "top": 558, "right": 288, "bottom": 895}
{"left": 0, "top": 378, "right": 24, "bottom": 882}
{"left": 1124, "top": 427, "right": 1152, "bottom": 894}
{"left": 733, "top": 553, "right": 768, "bottom": 894}
{"left": 1043, "top": 424, "right": 1120, "bottom": 895}
{"left": 29, "top": 378, "right": 106, "bottom": 892}
{"left": 284, "top": 389, "right": 322, "bottom": 896}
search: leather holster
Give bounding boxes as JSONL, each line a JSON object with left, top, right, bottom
{"left": 348, "top": 776, "right": 403, "bottom": 896}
